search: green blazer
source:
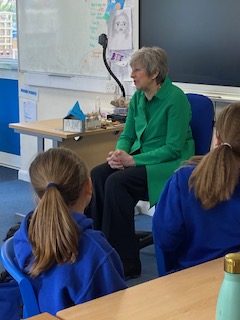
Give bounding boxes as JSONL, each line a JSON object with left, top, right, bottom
{"left": 116, "top": 77, "right": 195, "bottom": 206}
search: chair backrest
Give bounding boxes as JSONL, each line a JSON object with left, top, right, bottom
{"left": 187, "top": 93, "right": 215, "bottom": 155}
{"left": 0, "top": 237, "right": 40, "bottom": 318}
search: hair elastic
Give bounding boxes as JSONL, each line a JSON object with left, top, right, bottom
{"left": 221, "top": 142, "right": 232, "bottom": 149}
{"left": 46, "top": 182, "right": 59, "bottom": 190}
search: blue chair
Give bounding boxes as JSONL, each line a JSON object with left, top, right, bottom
{"left": 154, "top": 93, "right": 215, "bottom": 276}
{"left": 187, "top": 93, "right": 215, "bottom": 155}
{"left": 0, "top": 237, "right": 40, "bottom": 318}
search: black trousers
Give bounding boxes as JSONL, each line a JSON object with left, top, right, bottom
{"left": 85, "top": 162, "right": 148, "bottom": 262}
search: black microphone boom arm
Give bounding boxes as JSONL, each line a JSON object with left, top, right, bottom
{"left": 98, "top": 33, "right": 126, "bottom": 98}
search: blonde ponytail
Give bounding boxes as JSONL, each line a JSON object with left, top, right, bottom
{"left": 28, "top": 148, "right": 89, "bottom": 277}
{"left": 29, "top": 187, "right": 79, "bottom": 277}
{"left": 188, "top": 103, "right": 240, "bottom": 209}
{"left": 189, "top": 146, "right": 239, "bottom": 209}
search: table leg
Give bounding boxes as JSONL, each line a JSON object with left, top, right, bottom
{"left": 37, "top": 137, "right": 44, "bottom": 152}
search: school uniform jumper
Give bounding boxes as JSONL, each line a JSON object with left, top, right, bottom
{"left": 13, "top": 212, "right": 127, "bottom": 315}
{"left": 153, "top": 165, "right": 240, "bottom": 271}
{"left": 87, "top": 76, "right": 195, "bottom": 265}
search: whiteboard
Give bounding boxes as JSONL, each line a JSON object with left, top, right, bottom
{"left": 17, "top": 0, "right": 109, "bottom": 78}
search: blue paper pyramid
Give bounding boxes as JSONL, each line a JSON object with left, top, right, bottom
{"left": 67, "top": 101, "right": 85, "bottom": 120}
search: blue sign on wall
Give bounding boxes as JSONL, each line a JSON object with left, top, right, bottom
{"left": 0, "top": 78, "right": 20, "bottom": 155}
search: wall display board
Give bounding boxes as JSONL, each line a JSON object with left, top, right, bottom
{"left": 17, "top": 0, "right": 109, "bottom": 78}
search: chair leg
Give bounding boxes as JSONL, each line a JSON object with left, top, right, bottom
{"left": 136, "top": 231, "right": 153, "bottom": 249}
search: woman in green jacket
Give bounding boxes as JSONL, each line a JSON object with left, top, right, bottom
{"left": 86, "top": 47, "right": 194, "bottom": 279}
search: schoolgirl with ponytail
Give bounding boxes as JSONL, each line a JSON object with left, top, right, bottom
{"left": 153, "top": 102, "right": 240, "bottom": 273}
{"left": 13, "top": 148, "right": 126, "bottom": 315}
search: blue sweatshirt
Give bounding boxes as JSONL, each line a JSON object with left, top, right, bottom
{"left": 153, "top": 165, "right": 240, "bottom": 271}
{"left": 13, "top": 212, "right": 127, "bottom": 315}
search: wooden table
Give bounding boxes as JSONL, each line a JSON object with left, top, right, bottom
{"left": 57, "top": 258, "right": 224, "bottom": 320}
{"left": 26, "top": 313, "right": 58, "bottom": 319}
{"left": 9, "top": 119, "right": 123, "bottom": 170}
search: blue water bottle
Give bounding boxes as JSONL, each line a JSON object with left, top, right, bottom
{"left": 216, "top": 253, "right": 240, "bottom": 320}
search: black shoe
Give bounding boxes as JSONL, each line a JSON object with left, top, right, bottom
{"left": 123, "top": 259, "right": 141, "bottom": 280}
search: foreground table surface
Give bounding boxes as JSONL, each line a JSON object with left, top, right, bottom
{"left": 57, "top": 258, "right": 223, "bottom": 320}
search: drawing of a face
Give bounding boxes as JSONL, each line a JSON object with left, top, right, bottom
{"left": 112, "top": 12, "right": 129, "bottom": 37}
{"left": 115, "top": 15, "right": 128, "bottom": 33}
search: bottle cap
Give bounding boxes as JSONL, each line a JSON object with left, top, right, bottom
{"left": 224, "top": 253, "right": 240, "bottom": 274}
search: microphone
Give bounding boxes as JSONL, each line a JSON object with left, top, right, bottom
{"left": 98, "top": 33, "right": 126, "bottom": 98}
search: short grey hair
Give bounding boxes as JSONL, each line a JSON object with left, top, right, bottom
{"left": 130, "top": 47, "right": 168, "bottom": 84}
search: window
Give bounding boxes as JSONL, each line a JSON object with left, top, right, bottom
{"left": 0, "top": 0, "right": 17, "bottom": 69}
